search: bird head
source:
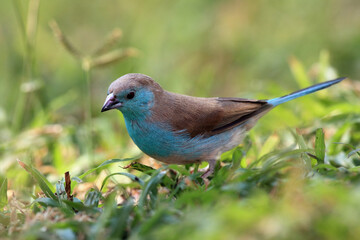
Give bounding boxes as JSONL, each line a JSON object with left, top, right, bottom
{"left": 101, "top": 73, "right": 162, "bottom": 119}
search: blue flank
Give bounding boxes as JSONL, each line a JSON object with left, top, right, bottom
{"left": 267, "top": 77, "right": 345, "bottom": 106}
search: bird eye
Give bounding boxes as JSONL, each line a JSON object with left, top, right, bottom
{"left": 126, "top": 91, "right": 135, "bottom": 99}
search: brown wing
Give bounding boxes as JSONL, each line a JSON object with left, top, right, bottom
{"left": 211, "top": 97, "right": 272, "bottom": 133}
{"left": 152, "top": 91, "right": 273, "bottom": 138}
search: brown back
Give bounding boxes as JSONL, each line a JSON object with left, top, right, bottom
{"left": 151, "top": 91, "right": 272, "bottom": 138}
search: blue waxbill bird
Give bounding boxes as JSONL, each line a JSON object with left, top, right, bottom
{"left": 101, "top": 73, "right": 344, "bottom": 178}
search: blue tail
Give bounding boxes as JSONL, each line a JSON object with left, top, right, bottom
{"left": 267, "top": 77, "right": 345, "bottom": 106}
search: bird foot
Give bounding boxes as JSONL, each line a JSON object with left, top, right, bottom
{"left": 201, "top": 169, "right": 213, "bottom": 179}
{"left": 200, "top": 159, "right": 216, "bottom": 179}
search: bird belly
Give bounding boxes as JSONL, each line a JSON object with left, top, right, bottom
{"left": 125, "top": 119, "right": 247, "bottom": 164}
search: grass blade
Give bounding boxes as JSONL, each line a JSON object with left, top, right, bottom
{"left": 315, "top": 128, "right": 326, "bottom": 163}
{"left": 124, "top": 161, "right": 155, "bottom": 174}
{"left": 0, "top": 178, "right": 7, "bottom": 208}
{"left": 62, "top": 199, "right": 100, "bottom": 213}
{"left": 78, "top": 157, "right": 139, "bottom": 179}
{"left": 84, "top": 189, "right": 102, "bottom": 208}
{"left": 18, "top": 160, "right": 57, "bottom": 200}
{"left": 34, "top": 197, "right": 60, "bottom": 207}
{"left": 138, "top": 170, "right": 166, "bottom": 210}
{"left": 100, "top": 172, "right": 144, "bottom": 192}
{"left": 348, "top": 148, "right": 360, "bottom": 158}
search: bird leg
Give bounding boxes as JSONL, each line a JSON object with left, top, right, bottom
{"left": 201, "top": 159, "right": 216, "bottom": 179}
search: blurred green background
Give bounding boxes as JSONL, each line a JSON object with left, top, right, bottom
{"left": 1, "top": 0, "right": 360, "bottom": 239}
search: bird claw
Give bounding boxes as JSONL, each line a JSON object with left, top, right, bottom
{"left": 200, "top": 159, "right": 216, "bottom": 179}
{"left": 201, "top": 169, "right": 212, "bottom": 179}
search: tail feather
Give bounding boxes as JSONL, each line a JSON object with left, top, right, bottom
{"left": 267, "top": 77, "right": 345, "bottom": 106}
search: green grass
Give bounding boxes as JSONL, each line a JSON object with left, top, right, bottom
{"left": 4, "top": 122, "right": 360, "bottom": 239}
{"left": 1, "top": 0, "right": 360, "bottom": 239}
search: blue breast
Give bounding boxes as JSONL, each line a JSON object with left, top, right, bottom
{"left": 125, "top": 118, "right": 180, "bottom": 158}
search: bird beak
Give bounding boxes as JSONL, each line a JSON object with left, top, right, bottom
{"left": 101, "top": 93, "right": 122, "bottom": 112}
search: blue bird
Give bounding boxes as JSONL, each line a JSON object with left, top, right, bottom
{"left": 101, "top": 73, "right": 344, "bottom": 178}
